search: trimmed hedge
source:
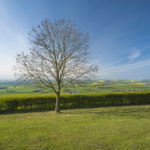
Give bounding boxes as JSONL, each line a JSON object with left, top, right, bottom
{"left": 0, "top": 92, "right": 150, "bottom": 113}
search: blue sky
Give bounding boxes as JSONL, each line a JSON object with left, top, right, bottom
{"left": 0, "top": 0, "right": 150, "bottom": 80}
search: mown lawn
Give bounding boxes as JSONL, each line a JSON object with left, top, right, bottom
{"left": 0, "top": 105, "right": 150, "bottom": 150}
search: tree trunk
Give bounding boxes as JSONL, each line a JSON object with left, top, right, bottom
{"left": 55, "top": 92, "right": 60, "bottom": 112}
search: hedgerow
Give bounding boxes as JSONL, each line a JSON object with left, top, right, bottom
{"left": 0, "top": 92, "right": 150, "bottom": 113}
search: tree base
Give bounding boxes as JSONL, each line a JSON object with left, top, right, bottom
{"left": 55, "top": 109, "right": 61, "bottom": 113}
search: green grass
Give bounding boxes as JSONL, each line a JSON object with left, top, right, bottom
{"left": 1, "top": 105, "right": 150, "bottom": 150}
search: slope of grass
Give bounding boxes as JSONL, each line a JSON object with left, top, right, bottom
{"left": 1, "top": 105, "right": 150, "bottom": 150}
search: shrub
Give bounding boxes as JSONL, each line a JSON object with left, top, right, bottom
{"left": 0, "top": 92, "right": 150, "bottom": 113}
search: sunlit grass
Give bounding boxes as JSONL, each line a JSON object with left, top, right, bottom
{"left": 0, "top": 105, "right": 150, "bottom": 150}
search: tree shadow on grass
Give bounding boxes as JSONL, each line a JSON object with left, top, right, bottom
{"left": 61, "top": 105, "right": 150, "bottom": 119}
{"left": 0, "top": 108, "right": 52, "bottom": 115}
{"left": 1, "top": 105, "right": 150, "bottom": 119}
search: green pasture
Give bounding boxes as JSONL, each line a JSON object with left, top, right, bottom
{"left": 0, "top": 80, "right": 150, "bottom": 95}
{"left": 1, "top": 105, "right": 150, "bottom": 150}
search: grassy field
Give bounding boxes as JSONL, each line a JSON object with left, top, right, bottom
{"left": 1, "top": 105, "right": 150, "bottom": 150}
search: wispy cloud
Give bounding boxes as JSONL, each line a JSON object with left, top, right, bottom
{"left": 100, "top": 58, "right": 150, "bottom": 79}
{"left": 128, "top": 50, "right": 141, "bottom": 60}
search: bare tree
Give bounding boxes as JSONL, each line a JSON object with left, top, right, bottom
{"left": 15, "top": 19, "right": 98, "bottom": 112}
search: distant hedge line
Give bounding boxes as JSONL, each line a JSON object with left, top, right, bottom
{"left": 0, "top": 92, "right": 150, "bottom": 113}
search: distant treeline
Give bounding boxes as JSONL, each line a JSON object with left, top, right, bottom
{"left": 0, "top": 92, "right": 150, "bottom": 113}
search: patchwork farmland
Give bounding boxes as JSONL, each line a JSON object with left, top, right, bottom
{"left": 0, "top": 80, "right": 150, "bottom": 95}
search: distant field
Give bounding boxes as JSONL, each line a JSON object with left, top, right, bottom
{"left": 0, "top": 80, "right": 150, "bottom": 95}
{"left": 1, "top": 105, "right": 150, "bottom": 150}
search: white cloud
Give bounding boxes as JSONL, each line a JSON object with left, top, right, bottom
{"left": 128, "top": 50, "right": 141, "bottom": 60}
